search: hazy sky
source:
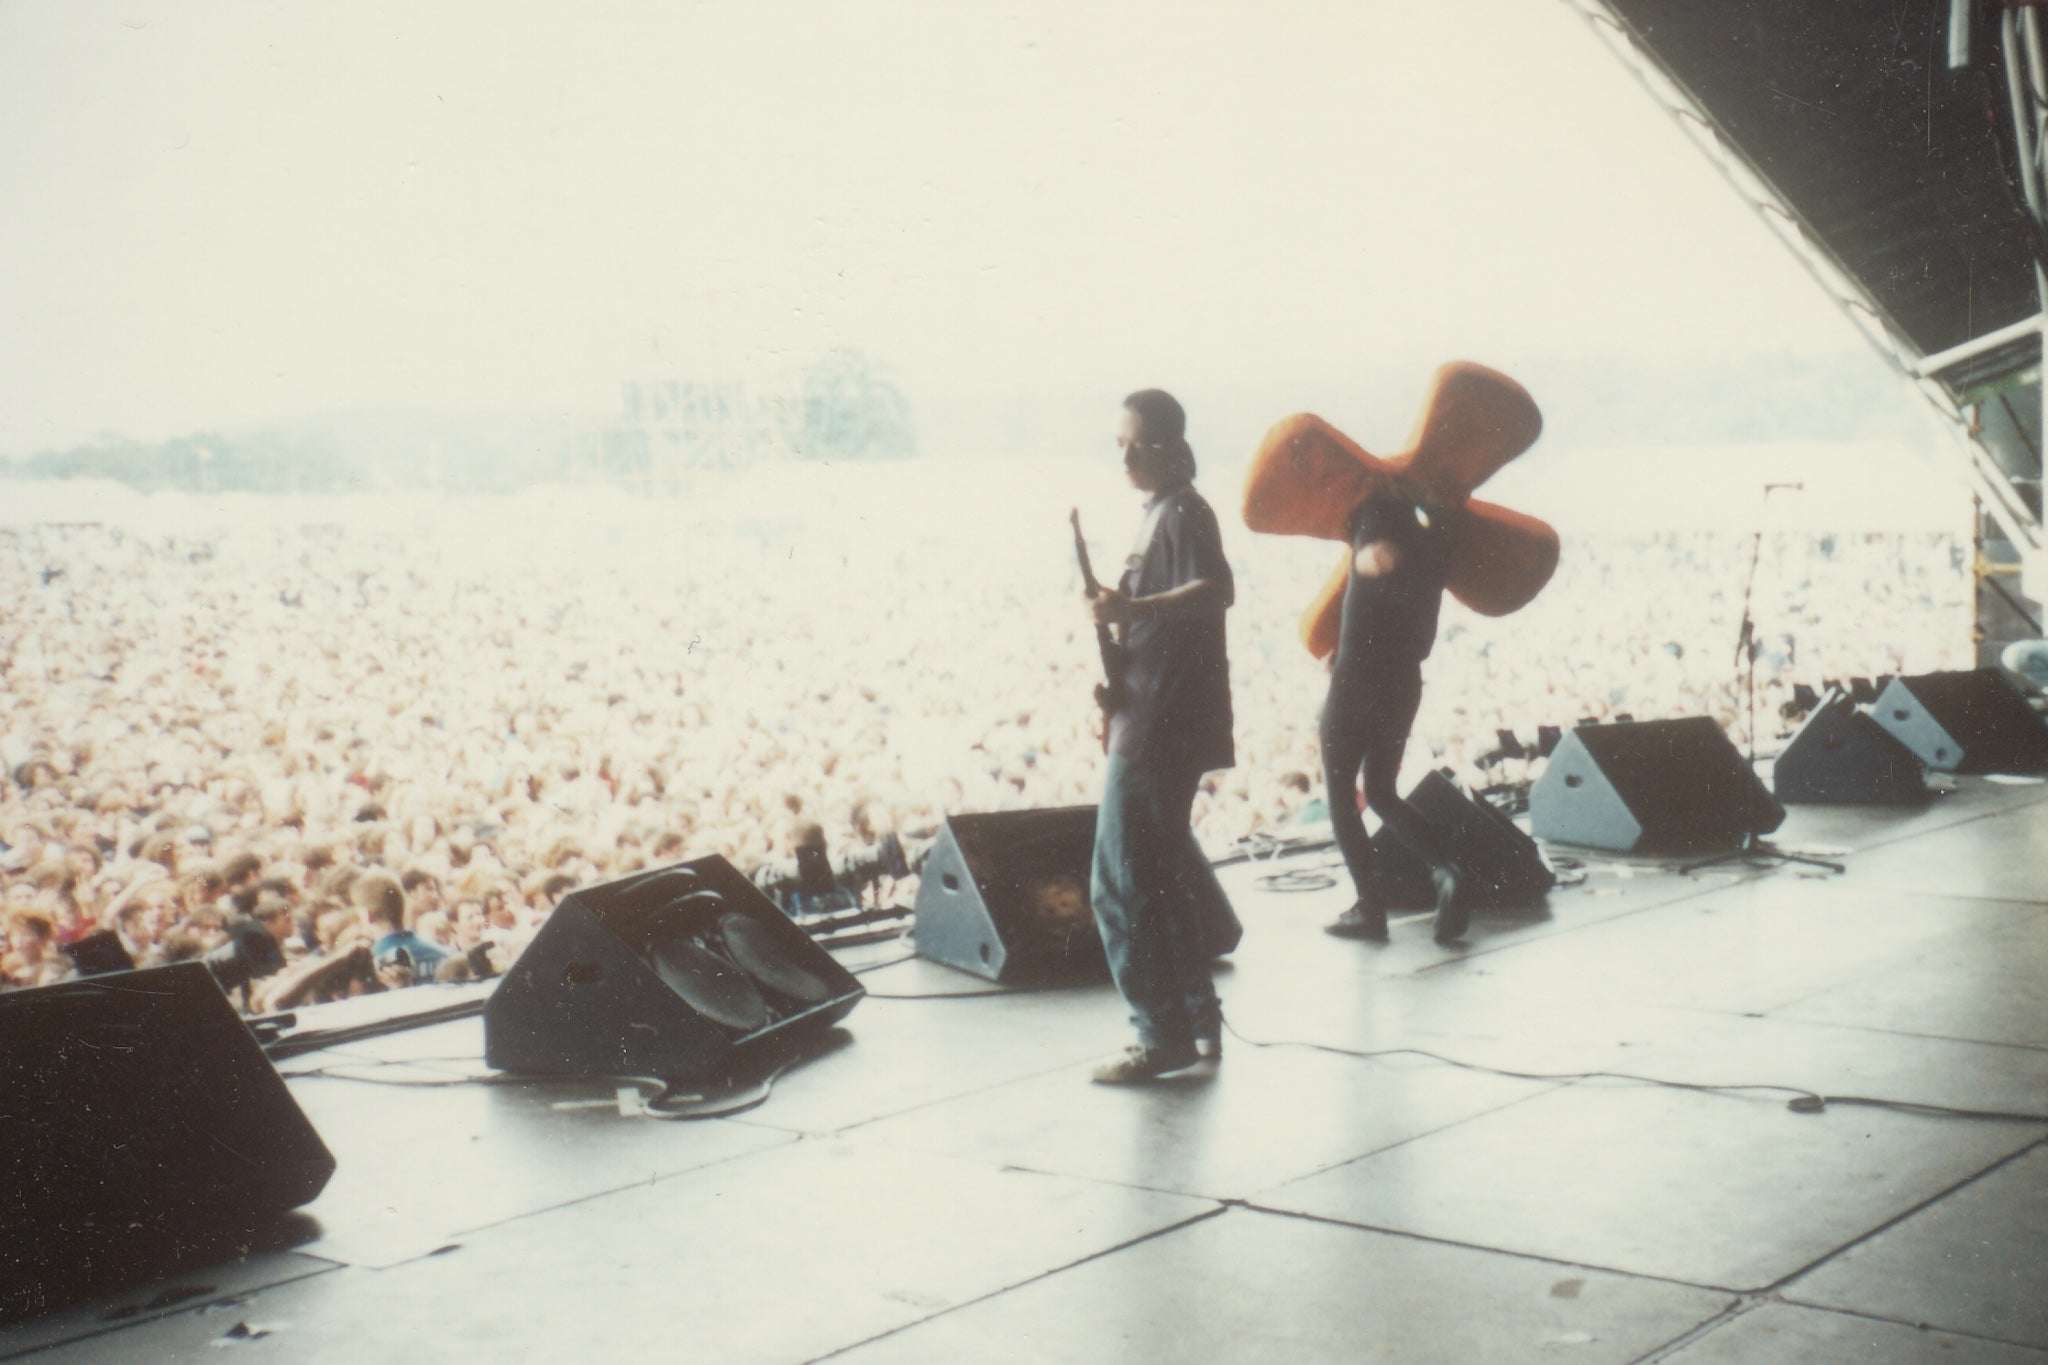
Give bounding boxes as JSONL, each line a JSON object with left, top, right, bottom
{"left": 0, "top": 0, "right": 1870, "bottom": 454}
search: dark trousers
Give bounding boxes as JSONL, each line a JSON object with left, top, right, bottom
{"left": 1321, "top": 663, "right": 1449, "bottom": 904}
{"left": 1090, "top": 752, "right": 1224, "bottom": 1049}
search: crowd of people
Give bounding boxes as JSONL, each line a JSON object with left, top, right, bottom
{"left": 0, "top": 479, "right": 1973, "bottom": 1004}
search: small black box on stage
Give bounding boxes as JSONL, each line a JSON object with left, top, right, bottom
{"left": 485, "top": 857, "right": 864, "bottom": 1082}
{"left": 1370, "top": 770, "right": 1556, "bottom": 909}
{"left": 911, "top": 806, "right": 1241, "bottom": 983}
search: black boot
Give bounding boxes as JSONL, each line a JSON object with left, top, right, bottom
{"left": 1430, "top": 864, "right": 1468, "bottom": 945}
{"left": 1325, "top": 900, "right": 1389, "bottom": 941}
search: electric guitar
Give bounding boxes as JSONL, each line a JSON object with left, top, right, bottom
{"left": 1070, "top": 508, "right": 1123, "bottom": 751}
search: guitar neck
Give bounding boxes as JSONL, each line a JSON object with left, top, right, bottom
{"left": 1071, "top": 510, "right": 1122, "bottom": 691}
{"left": 1070, "top": 512, "right": 1103, "bottom": 596}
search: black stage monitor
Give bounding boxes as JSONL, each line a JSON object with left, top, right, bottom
{"left": 0, "top": 963, "right": 335, "bottom": 1319}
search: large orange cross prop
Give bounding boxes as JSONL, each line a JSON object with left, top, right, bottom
{"left": 1241, "top": 361, "right": 1561, "bottom": 659}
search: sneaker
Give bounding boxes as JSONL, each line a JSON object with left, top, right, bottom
{"left": 1431, "top": 864, "right": 1469, "bottom": 944}
{"left": 1325, "top": 901, "right": 1389, "bottom": 941}
{"left": 1090, "top": 1041, "right": 1201, "bottom": 1084}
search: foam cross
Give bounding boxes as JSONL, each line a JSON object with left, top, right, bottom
{"left": 1241, "top": 361, "right": 1561, "bottom": 659}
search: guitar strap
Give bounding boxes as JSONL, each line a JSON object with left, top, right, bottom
{"left": 1123, "top": 492, "right": 1173, "bottom": 585}
{"left": 1109, "top": 493, "right": 1175, "bottom": 650}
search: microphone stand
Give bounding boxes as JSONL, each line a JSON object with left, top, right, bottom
{"left": 1732, "top": 532, "right": 1764, "bottom": 766}
{"left": 1680, "top": 484, "right": 1843, "bottom": 877}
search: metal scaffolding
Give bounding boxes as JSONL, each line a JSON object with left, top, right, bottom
{"left": 1566, "top": 0, "right": 2047, "bottom": 659}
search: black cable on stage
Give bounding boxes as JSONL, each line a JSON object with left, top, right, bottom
{"left": 1210, "top": 832, "right": 1336, "bottom": 868}
{"left": 1253, "top": 865, "right": 1341, "bottom": 893}
{"left": 279, "top": 1054, "right": 791, "bottom": 1120}
{"left": 841, "top": 978, "right": 2048, "bottom": 1124}
{"left": 1218, "top": 1017, "right": 2048, "bottom": 1126}
{"left": 642, "top": 1063, "right": 791, "bottom": 1120}
{"left": 274, "top": 988, "right": 2047, "bottom": 1125}
{"left": 280, "top": 1062, "right": 647, "bottom": 1091}
{"left": 259, "top": 996, "right": 488, "bottom": 1061}
{"left": 865, "top": 982, "right": 1083, "bottom": 1000}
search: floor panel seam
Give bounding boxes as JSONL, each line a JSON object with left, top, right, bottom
{"left": 1848, "top": 889, "right": 2048, "bottom": 910}
{"left": 330, "top": 1125, "right": 807, "bottom": 1266}
{"left": 1233, "top": 1200, "right": 1752, "bottom": 1298}
{"left": 797, "top": 1203, "right": 1230, "bottom": 1365}
{"left": 1627, "top": 1296, "right": 1770, "bottom": 1364}
{"left": 1839, "top": 790, "right": 2048, "bottom": 855}
{"left": 1235, "top": 1078, "right": 1571, "bottom": 1199}
{"left": 0, "top": 1260, "right": 345, "bottom": 1363}
{"left": 821, "top": 1052, "right": 1122, "bottom": 1137}
{"left": 1743, "top": 1132, "right": 2048, "bottom": 1300}
{"left": 1766, "top": 1292, "right": 2048, "bottom": 1354}
{"left": 1405, "top": 872, "right": 1772, "bottom": 976}
{"left": 1751, "top": 1011, "right": 2048, "bottom": 1057}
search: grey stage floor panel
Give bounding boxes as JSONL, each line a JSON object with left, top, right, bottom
{"left": 6, "top": 779, "right": 2046, "bottom": 1363}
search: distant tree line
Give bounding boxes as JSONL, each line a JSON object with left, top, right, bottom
{"left": 18, "top": 430, "right": 359, "bottom": 494}
{"left": 798, "top": 348, "right": 917, "bottom": 460}
{"left": 14, "top": 349, "right": 919, "bottom": 494}
{"left": 10, "top": 349, "right": 1915, "bottom": 492}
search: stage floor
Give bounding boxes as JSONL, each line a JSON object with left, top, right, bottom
{"left": 7, "top": 780, "right": 2048, "bottom": 1363}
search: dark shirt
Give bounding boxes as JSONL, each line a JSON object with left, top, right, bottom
{"left": 1109, "top": 481, "right": 1235, "bottom": 772}
{"left": 203, "top": 917, "right": 287, "bottom": 991}
{"left": 1331, "top": 489, "right": 1455, "bottom": 683}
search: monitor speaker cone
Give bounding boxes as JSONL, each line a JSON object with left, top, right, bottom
{"left": 644, "top": 921, "right": 768, "bottom": 1033}
{"left": 484, "top": 856, "right": 866, "bottom": 1081}
{"left": 719, "top": 912, "right": 836, "bottom": 1006}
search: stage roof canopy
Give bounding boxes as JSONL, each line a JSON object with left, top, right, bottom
{"left": 1585, "top": 0, "right": 2047, "bottom": 628}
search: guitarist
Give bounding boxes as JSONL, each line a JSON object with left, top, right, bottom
{"left": 1079, "top": 388, "right": 1236, "bottom": 1084}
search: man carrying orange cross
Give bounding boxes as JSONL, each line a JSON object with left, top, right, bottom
{"left": 1319, "top": 477, "right": 1467, "bottom": 943}
{"left": 1242, "top": 361, "right": 1558, "bottom": 947}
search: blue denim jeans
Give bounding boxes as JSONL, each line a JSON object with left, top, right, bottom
{"left": 1091, "top": 753, "right": 1223, "bottom": 1049}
